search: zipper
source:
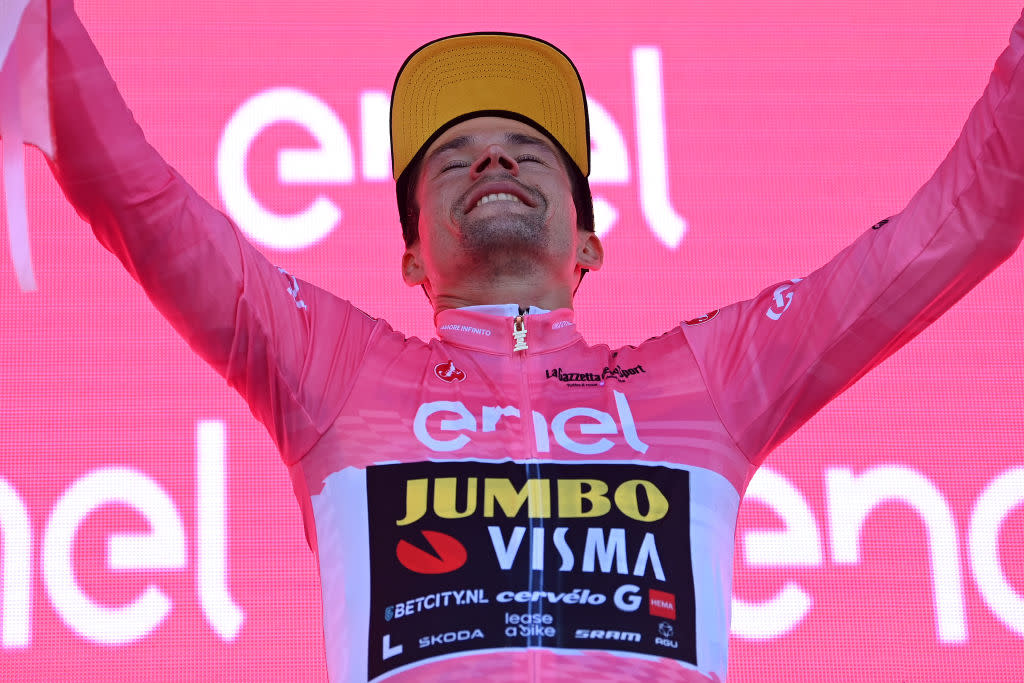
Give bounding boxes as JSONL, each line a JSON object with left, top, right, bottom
{"left": 512, "top": 311, "right": 544, "bottom": 671}
{"left": 512, "top": 314, "right": 528, "bottom": 352}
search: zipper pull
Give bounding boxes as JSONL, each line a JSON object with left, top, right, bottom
{"left": 512, "top": 315, "right": 528, "bottom": 352}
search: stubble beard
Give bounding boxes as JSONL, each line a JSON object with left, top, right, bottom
{"left": 456, "top": 202, "right": 551, "bottom": 282}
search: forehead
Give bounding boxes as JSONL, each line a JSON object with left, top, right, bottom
{"left": 423, "top": 116, "right": 563, "bottom": 160}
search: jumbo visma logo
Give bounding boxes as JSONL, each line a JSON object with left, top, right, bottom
{"left": 393, "top": 476, "right": 670, "bottom": 578}
{"left": 365, "top": 461, "right": 699, "bottom": 679}
{"left": 396, "top": 476, "right": 669, "bottom": 525}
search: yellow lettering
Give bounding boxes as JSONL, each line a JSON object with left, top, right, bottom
{"left": 397, "top": 476, "right": 668, "bottom": 524}
{"left": 483, "top": 478, "right": 551, "bottom": 518}
{"left": 396, "top": 478, "right": 428, "bottom": 526}
{"left": 557, "top": 479, "right": 612, "bottom": 517}
{"left": 433, "top": 477, "right": 478, "bottom": 519}
{"left": 614, "top": 480, "right": 669, "bottom": 522}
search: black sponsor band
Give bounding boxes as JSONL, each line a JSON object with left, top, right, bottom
{"left": 365, "top": 460, "right": 696, "bottom": 679}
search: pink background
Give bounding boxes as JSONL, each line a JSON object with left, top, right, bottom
{"left": 2, "top": 0, "right": 1023, "bottom": 680}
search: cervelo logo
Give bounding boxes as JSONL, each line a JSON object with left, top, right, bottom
{"left": 412, "top": 390, "right": 649, "bottom": 455}
{"left": 217, "top": 48, "right": 688, "bottom": 251}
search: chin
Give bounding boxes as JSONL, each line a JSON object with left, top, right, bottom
{"left": 461, "top": 214, "right": 549, "bottom": 253}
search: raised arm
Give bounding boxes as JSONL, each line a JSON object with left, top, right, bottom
{"left": 682, "top": 11, "right": 1024, "bottom": 466}
{"left": 45, "top": 0, "right": 379, "bottom": 463}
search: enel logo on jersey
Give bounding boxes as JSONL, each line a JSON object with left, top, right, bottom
{"left": 412, "top": 390, "right": 649, "bottom": 455}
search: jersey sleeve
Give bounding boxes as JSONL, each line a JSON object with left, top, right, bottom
{"left": 45, "top": 0, "right": 380, "bottom": 464}
{"left": 682, "top": 12, "right": 1024, "bottom": 467}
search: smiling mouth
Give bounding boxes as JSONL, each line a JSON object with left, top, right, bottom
{"left": 473, "top": 192, "right": 525, "bottom": 210}
{"left": 463, "top": 179, "right": 539, "bottom": 215}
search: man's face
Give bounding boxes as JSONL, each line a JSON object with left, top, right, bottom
{"left": 402, "top": 116, "right": 600, "bottom": 307}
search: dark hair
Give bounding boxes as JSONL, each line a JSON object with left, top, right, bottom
{"left": 396, "top": 146, "right": 595, "bottom": 248}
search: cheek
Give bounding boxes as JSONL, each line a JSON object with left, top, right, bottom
{"left": 553, "top": 186, "right": 577, "bottom": 227}
{"left": 417, "top": 214, "right": 456, "bottom": 270}
{"left": 415, "top": 196, "right": 443, "bottom": 238}
{"left": 423, "top": 186, "right": 457, "bottom": 222}
{"left": 565, "top": 193, "right": 579, "bottom": 225}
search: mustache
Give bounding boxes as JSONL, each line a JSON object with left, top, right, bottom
{"left": 455, "top": 175, "right": 544, "bottom": 214}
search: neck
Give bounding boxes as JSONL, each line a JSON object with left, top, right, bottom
{"left": 429, "top": 276, "right": 575, "bottom": 315}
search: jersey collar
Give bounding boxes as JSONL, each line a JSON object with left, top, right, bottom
{"left": 459, "top": 303, "right": 550, "bottom": 317}
{"left": 435, "top": 306, "right": 583, "bottom": 355}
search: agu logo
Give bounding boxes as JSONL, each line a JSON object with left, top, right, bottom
{"left": 649, "top": 588, "right": 676, "bottom": 619}
{"left": 396, "top": 530, "right": 467, "bottom": 574}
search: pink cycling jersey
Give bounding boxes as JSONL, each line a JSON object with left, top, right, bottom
{"left": 45, "top": 2, "right": 1024, "bottom": 681}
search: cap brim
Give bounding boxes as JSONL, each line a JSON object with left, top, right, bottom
{"left": 390, "top": 32, "right": 590, "bottom": 180}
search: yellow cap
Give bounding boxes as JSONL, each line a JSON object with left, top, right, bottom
{"left": 390, "top": 32, "right": 590, "bottom": 180}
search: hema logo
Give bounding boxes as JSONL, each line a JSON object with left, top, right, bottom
{"left": 649, "top": 588, "right": 677, "bottom": 619}
{"left": 217, "top": 48, "right": 688, "bottom": 251}
{"left": 0, "top": 422, "right": 243, "bottom": 648}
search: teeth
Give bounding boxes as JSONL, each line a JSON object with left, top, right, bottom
{"left": 475, "top": 193, "right": 522, "bottom": 208}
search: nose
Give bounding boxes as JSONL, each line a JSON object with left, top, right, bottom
{"left": 470, "top": 144, "right": 519, "bottom": 178}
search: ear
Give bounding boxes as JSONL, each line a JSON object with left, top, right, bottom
{"left": 402, "top": 243, "right": 426, "bottom": 286}
{"left": 576, "top": 229, "right": 604, "bottom": 272}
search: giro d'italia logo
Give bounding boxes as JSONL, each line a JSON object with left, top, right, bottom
{"left": 396, "top": 530, "right": 467, "bottom": 574}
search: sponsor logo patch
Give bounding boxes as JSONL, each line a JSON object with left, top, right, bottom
{"left": 386, "top": 589, "right": 489, "bottom": 621}
{"left": 545, "top": 363, "right": 646, "bottom": 387}
{"left": 575, "top": 628, "right": 642, "bottom": 642}
{"left": 655, "top": 620, "right": 679, "bottom": 648}
{"left": 684, "top": 309, "right": 719, "bottom": 326}
{"left": 364, "top": 461, "right": 697, "bottom": 678}
{"left": 277, "top": 267, "right": 308, "bottom": 310}
{"left": 649, "top": 588, "right": 677, "bottom": 619}
{"left": 396, "top": 530, "right": 467, "bottom": 574}
{"left": 766, "top": 279, "right": 802, "bottom": 321}
{"left": 418, "top": 628, "right": 485, "bottom": 649}
{"left": 434, "top": 360, "right": 466, "bottom": 383}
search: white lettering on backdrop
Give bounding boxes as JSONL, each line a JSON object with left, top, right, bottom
{"left": 0, "top": 421, "right": 243, "bottom": 647}
{"left": 217, "top": 48, "right": 688, "bottom": 251}
{"left": 733, "top": 466, "right": 1024, "bottom": 642}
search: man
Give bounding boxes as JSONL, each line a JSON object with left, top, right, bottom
{"left": 42, "top": 3, "right": 1024, "bottom": 682}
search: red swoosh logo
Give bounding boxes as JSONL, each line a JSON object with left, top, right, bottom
{"left": 396, "top": 530, "right": 467, "bottom": 574}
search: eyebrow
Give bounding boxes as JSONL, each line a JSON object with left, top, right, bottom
{"left": 425, "top": 131, "right": 556, "bottom": 163}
